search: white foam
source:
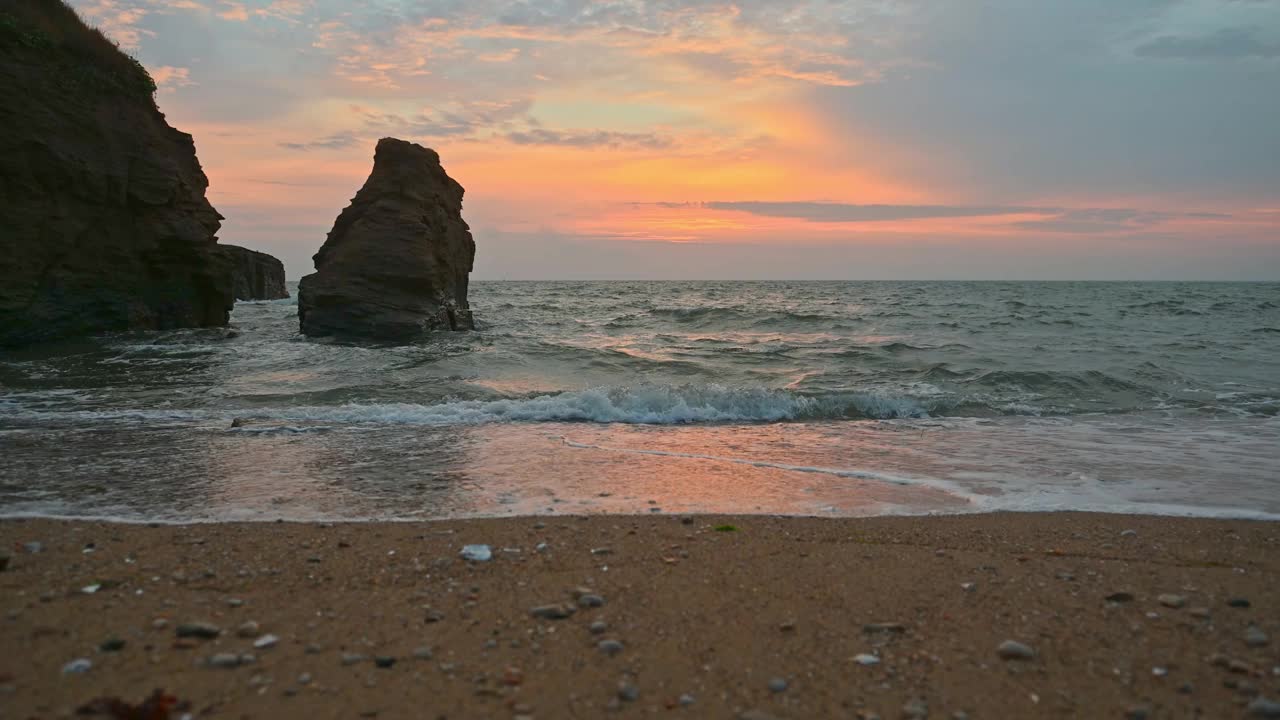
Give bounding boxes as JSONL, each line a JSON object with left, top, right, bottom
{"left": 0, "top": 384, "right": 931, "bottom": 426}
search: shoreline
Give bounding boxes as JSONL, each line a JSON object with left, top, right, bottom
{"left": 4, "top": 504, "right": 1280, "bottom": 525}
{"left": 2, "top": 512, "right": 1277, "bottom": 718}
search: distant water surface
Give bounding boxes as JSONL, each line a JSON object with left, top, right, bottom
{"left": 1, "top": 281, "right": 1278, "bottom": 521}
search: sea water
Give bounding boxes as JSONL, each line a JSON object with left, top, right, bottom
{"left": 1, "top": 281, "right": 1277, "bottom": 521}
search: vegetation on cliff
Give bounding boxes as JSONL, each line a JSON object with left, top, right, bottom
{"left": 0, "top": 0, "right": 156, "bottom": 101}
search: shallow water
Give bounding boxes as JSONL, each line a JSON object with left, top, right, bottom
{"left": 2, "top": 281, "right": 1278, "bottom": 521}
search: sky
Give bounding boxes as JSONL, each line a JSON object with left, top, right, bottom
{"left": 72, "top": 0, "right": 1280, "bottom": 280}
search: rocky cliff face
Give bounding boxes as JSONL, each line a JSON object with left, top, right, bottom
{"left": 0, "top": 1, "right": 233, "bottom": 347}
{"left": 216, "top": 245, "right": 289, "bottom": 301}
{"left": 298, "top": 138, "right": 476, "bottom": 340}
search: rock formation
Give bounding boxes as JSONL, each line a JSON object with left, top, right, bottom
{"left": 216, "top": 245, "right": 289, "bottom": 301}
{"left": 298, "top": 138, "right": 476, "bottom": 340}
{"left": 0, "top": 1, "right": 233, "bottom": 347}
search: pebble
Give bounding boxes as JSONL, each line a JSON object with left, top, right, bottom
{"left": 412, "top": 647, "right": 433, "bottom": 660}
{"left": 1248, "top": 698, "right": 1280, "bottom": 718}
{"left": 679, "top": 693, "right": 696, "bottom": 705}
{"left": 1120, "top": 529, "right": 1138, "bottom": 537}
{"left": 176, "top": 622, "right": 222, "bottom": 639}
{"left": 1246, "top": 626, "right": 1270, "bottom": 647}
{"left": 863, "top": 623, "right": 906, "bottom": 634}
{"left": 254, "top": 634, "right": 280, "bottom": 649}
{"left": 297, "top": 673, "right": 312, "bottom": 685}
{"left": 340, "top": 653, "right": 366, "bottom": 666}
{"left": 589, "top": 620, "right": 609, "bottom": 635}
{"left": 1125, "top": 704, "right": 1151, "bottom": 720}
{"left": 236, "top": 621, "right": 261, "bottom": 638}
{"left": 1228, "top": 597, "right": 1251, "bottom": 608}
{"left": 226, "top": 598, "right": 244, "bottom": 608}
{"left": 1189, "top": 607, "right": 1211, "bottom": 619}
{"left": 902, "top": 698, "right": 928, "bottom": 719}
{"left": 61, "top": 658, "right": 92, "bottom": 675}
{"left": 853, "top": 653, "right": 880, "bottom": 666}
{"left": 99, "top": 638, "right": 126, "bottom": 652}
{"left": 960, "top": 582, "right": 976, "bottom": 592}
{"left": 530, "top": 604, "right": 575, "bottom": 620}
{"left": 1158, "top": 594, "right": 1186, "bottom": 609}
{"left": 617, "top": 681, "right": 640, "bottom": 702}
{"left": 598, "top": 639, "right": 624, "bottom": 656}
{"left": 1106, "top": 592, "right": 1135, "bottom": 603}
{"left": 997, "top": 640, "right": 1035, "bottom": 660}
{"left": 24, "top": 541, "right": 43, "bottom": 554}
{"left": 374, "top": 656, "right": 396, "bottom": 668}
{"left": 577, "top": 594, "right": 605, "bottom": 608}
{"left": 767, "top": 677, "right": 788, "bottom": 693}
{"left": 460, "top": 545, "right": 492, "bottom": 562}
{"left": 207, "top": 653, "right": 242, "bottom": 669}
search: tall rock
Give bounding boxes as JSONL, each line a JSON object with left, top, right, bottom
{"left": 216, "top": 245, "right": 289, "bottom": 301}
{"left": 298, "top": 138, "right": 476, "bottom": 340}
{"left": 0, "top": 1, "right": 233, "bottom": 348}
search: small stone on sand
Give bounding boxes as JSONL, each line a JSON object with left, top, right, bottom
{"left": 176, "top": 622, "right": 221, "bottom": 639}
{"left": 1248, "top": 697, "right": 1280, "bottom": 718}
{"left": 997, "top": 640, "right": 1035, "bottom": 660}
{"left": 208, "top": 653, "right": 241, "bottom": 669}
{"left": 1246, "top": 626, "right": 1269, "bottom": 647}
{"left": 530, "top": 604, "right": 575, "bottom": 620}
{"left": 460, "top": 545, "right": 492, "bottom": 562}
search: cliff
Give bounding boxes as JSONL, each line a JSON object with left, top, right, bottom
{"left": 298, "top": 138, "right": 476, "bottom": 340}
{"left": 216, "top": 245, "right": 289, "bottom": 301}
{"left": 0, "top": 1, "right": 233, "bottom": 347}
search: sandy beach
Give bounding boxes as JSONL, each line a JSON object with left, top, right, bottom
{"left": 1, "top": 512, "right": 1277, "bottom": 719}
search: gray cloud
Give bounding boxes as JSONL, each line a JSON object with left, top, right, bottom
{"left": 1136, "top": 27, "right": 1280, "bottom": 59}
{"left": 702, "top": 201, "right": 1050, "bottom": 222}
{"left": 505, "top": 129, "right": 672, "bottom": 149}
{"left": 662, "top": 202, "right": 1228, "bottom": 233}
{"left": 278, "top": 132, "right": 359, "bottom": 151}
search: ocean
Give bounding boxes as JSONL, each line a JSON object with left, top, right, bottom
{"left": 1, "top": 281, "right": 1278, "bottom": 522}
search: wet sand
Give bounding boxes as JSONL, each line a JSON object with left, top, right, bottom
{"left": 1, "top": 512, "right": 1277, "bottom": 719}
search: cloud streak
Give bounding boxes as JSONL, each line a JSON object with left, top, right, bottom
{"left": 1136, "top": 26, "right": 1280, "bottom": 60}
{"left": 652, "top": 202, "right": 1234, "bottom": 234}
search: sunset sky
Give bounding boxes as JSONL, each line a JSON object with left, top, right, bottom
{"left": 72, "top": 0, "right": 1279, "bottom": 280}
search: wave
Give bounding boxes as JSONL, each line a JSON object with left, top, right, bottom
{"left": 5, "top": 373, "right": 1276, "bottom": 428}
{"left": 0, "top": 384, "right": 936, "bottom": 426}
{"left": 647, "top": 306, "right": 846, "bottom": 328}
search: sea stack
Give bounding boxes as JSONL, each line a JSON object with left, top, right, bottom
{"left": 0, "top": 1, "right": 234, "bottom": 347}
{"left": 298, "top": 138, "right": 476, "bottom": 340}
{"left": 216, "top": 245, "right": 289, "bottom": 301}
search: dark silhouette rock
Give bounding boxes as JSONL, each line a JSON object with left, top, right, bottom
{"left": 0, "top": 1, "right": 234, "bottom": 347}
{"left": 298, "top": 138, "right": 475, "bottom": 339}
{"left": 216, "top": 245, "right": 288, "bottom": 301}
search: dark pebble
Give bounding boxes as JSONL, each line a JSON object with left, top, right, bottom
{"left": 99, "top": 638, "right": 126, "bottom": 652}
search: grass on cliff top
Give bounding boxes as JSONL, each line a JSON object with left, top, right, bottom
{"left": 0, "top": 0, "right": 157, "bottom": 101}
